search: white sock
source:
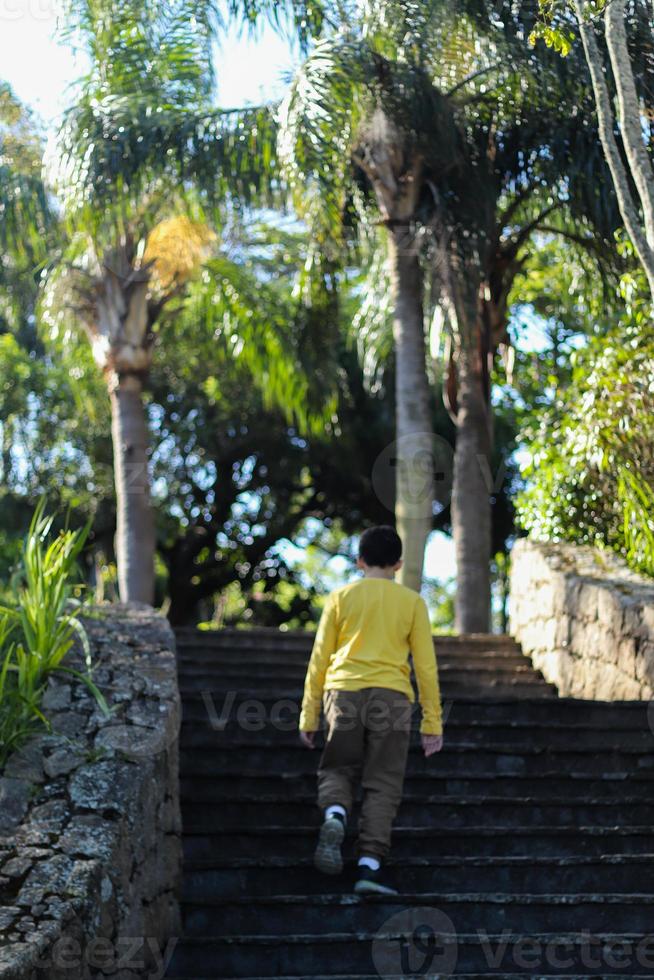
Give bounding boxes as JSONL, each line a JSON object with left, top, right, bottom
{"left": 358, "top": 856, "right": 381, "bottom": 871}
{"left": 325, "top": 804, "right": 347, "bottom": 822}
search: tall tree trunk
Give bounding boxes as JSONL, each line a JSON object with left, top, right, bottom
{"left": 603, "top": 0, "right": 654, "bottom": 249}
{"left": 388, "top": 229, "right": 434, "bottom": 592}
{"left": 110, "top": 375, "right": 155, "bottom": 604}
{"left": 576, "top": 0, "right": 654, "bottom": 301}
{"left": 451, "top": 343, "right": 491, "bottom": 632}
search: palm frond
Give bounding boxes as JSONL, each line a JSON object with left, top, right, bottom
{"left": 225, "top": 0, "right": 330, "bottom": 45}
{"left": 58, "top": 0, "right": 217, "bottom": 100}
{"left": 350, "top": 234, "right": 394, "bottom": 392}
{"left": 279, "top": 31, "right": 462, "bottom": 248}
{"left": 179, "top": 250, "right": 339, "bottom": 434}
{"left": 0, "top": 167, "right": 52, "bottom": 260}
{"left": 278, "top": 34, "right": 366, "bottom": 250}
{"left": 53, "top": 100, "right": 279, "bottom": 219}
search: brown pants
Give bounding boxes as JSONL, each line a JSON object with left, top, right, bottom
{"left": 317, "top": 687, "right": 412, "bottom": 860}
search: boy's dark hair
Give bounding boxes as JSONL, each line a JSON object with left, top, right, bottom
{"left": 359, "top": 525, "right": 402, "bottom": 568}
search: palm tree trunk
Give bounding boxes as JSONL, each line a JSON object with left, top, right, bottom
{"left": 451, "top": 343, "right": 491, "bottom": 632}
{"left": 388, "top": 229, "right": 434, "bottom": 592}
{"left": 110, "top": 375, "right": 155, "bottom": 604}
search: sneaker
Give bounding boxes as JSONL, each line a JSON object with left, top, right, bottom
{"left": 314, "top": 814, "right": 346, "bottom": 875}
{"left": 354, "top": 865, "right": 398, "bottom": 896}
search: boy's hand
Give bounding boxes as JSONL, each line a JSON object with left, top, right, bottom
{"left": 422, "top": 734, "right": 443, "bottom": 757}
{"left": 299, "top": 730, "right": 317, "bottom": 749}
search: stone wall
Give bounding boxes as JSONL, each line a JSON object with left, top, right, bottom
{"left": 0, "top": 605, "right": 182, "bottom": 980}
{"left": 509, "top": 538, "right": 654, "bottom": 700}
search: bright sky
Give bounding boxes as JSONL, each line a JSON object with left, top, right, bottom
{"left": 0, "top": 3, "right": 459, "bottom": 588}
{"left": 0, "top": 2, "right": 298, "bottom": 126}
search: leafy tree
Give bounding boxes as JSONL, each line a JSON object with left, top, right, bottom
{"left": 0, "top": 83, "right": 50, "bottom": 270}
{"left": 280, "top": 0, "right": 621, "bottom": 629}
{"left": 42, "top": 0, "right": 335, "bottom": 605}
{"left": 150, "top": 286, "right": 396, "bottom": 623}
{"left": 515, "top": 230, "right": 654, "bottom": 576}
{"left": 417, "top": 0, "right": 622, "bottom": 630}
{"left": 0, "top": 84, "right": 80, "bottom": 576}
{"left": 278, "top": 10, "right": 462, "bottom": 592}
{"left": 517, "top": 326, "right": 654, "bottom": 575}
{"left": 531, "top": 0, "right": 654, "bottom": 301}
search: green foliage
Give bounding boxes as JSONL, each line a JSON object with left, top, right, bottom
{"left": 511, "top": 231, "right": 654, "bottom": 578}
{"left": 182, "top": 242, "right": 339, "bottom": 434}
{"left": 516, "top": 322, "right": 654, "bottom": 576}
{"left": 0, "top": 502, "right": 109, "bottom": 770}
{"left": 422, "top": 576, "right": 456, "bottom": 633}
{"left": 528, "top": 0, "right": 608, "bottom": 55}
{"left": 528, "top": 0, "right": 576, "bottom": 56}
{"left": 0, "top": 83, "right": 53, "bottom": 262}
{"left": 4, "top": 0, "right": 635, "bottom": 629}
{"left": 53, "top": 0, "right": 329, "bottom": 220}
{"left": 278, "top": 24, "right": 462, "bottom": 253}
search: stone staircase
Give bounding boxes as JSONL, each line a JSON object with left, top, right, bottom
{"left": 165, "top": 627, "right": 654, "bottom": 978}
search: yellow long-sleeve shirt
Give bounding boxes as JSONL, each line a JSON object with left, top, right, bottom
{"left": 299, "top": 577, "right": 442, "bottom": 735}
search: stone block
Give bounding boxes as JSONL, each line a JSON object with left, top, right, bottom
{"left": 617, "top": 636, "right": 638, "bottom": 678}
{"left": 635, "top": 642, "right": 654, "bottom": 686}
{"left": 0, "top": 779, "right": 33, "bottom": 835}
{"left": 69, "top": 760, "right": 136, "bottom": 813}
{"left": 0, "top": 605, "right": 181, "bottom": 980}
{"left": 509, "top": 538, "right": 654, "bottom": 703}
{"left": 577, "top": 582, "right": 603, "bottom": 621}
{"left": 2, "top": 739, "right": 45, "bottom": 784}
{"left": 597, "top": 587, "right": 625, "bottom": 635}
{"left": 44, "top": 747, "right": 87, "bottom": 780}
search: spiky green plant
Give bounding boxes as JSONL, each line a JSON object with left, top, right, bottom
{"left": 0, "top": 501, "right": 109, "bottom": 769}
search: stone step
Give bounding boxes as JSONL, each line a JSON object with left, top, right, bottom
{"left": 165, "top": 930, "right": 654, "bottom": 977}
{"left": 178, "top": 660, "right": 543, "bottom": 690}
{"left": 182, "top": 825, "right": 654, "bottom": 862}
{"left": 178, "top": 694, "right": 650, "bottom": 726}
{"left": 174, "top": 628, "right": 522, "bottom": 650}
{"left": 179, "top": 722, "right": 654, "bottom": 752}
{"left": 180, "top": 795, "right": 654, "bottom": 831}
{"left": 181, "top": 853, "right": 654, "bottom": 899}
{"left": 167, "top": 625, "right": 654, "bottom": 980}
{"left": 180, "top": 770, "right": 654, "bottom": 800}
{"left": 181, "top": 676, "right": 557, "bottom": 705}
{"left": 180, "top": 891, "right": 654, "bottom": 936}
{"left": 180, "top": 743, "right": 654, "bottom": 775}
{"left": 168, "top": 975, "right": 654, "bottom": 980}
{"left": 177, "top": 649, "right": 531, "bottom": 669}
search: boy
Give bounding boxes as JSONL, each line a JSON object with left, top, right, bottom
{"left": 298, "top": 525, "right": 443, "bottom": 895}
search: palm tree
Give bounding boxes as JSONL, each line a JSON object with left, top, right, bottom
{"left": 45, "top": 0, "right": 332, "bottom": 604}
{"left": 280, "top": 0, "right": 620, "bottom": 626}
{"left": 279, "top": 28, "right": 462, "bottom": 590}
{"left": 420, "top": 0, "right": 620, "bottom": 629}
